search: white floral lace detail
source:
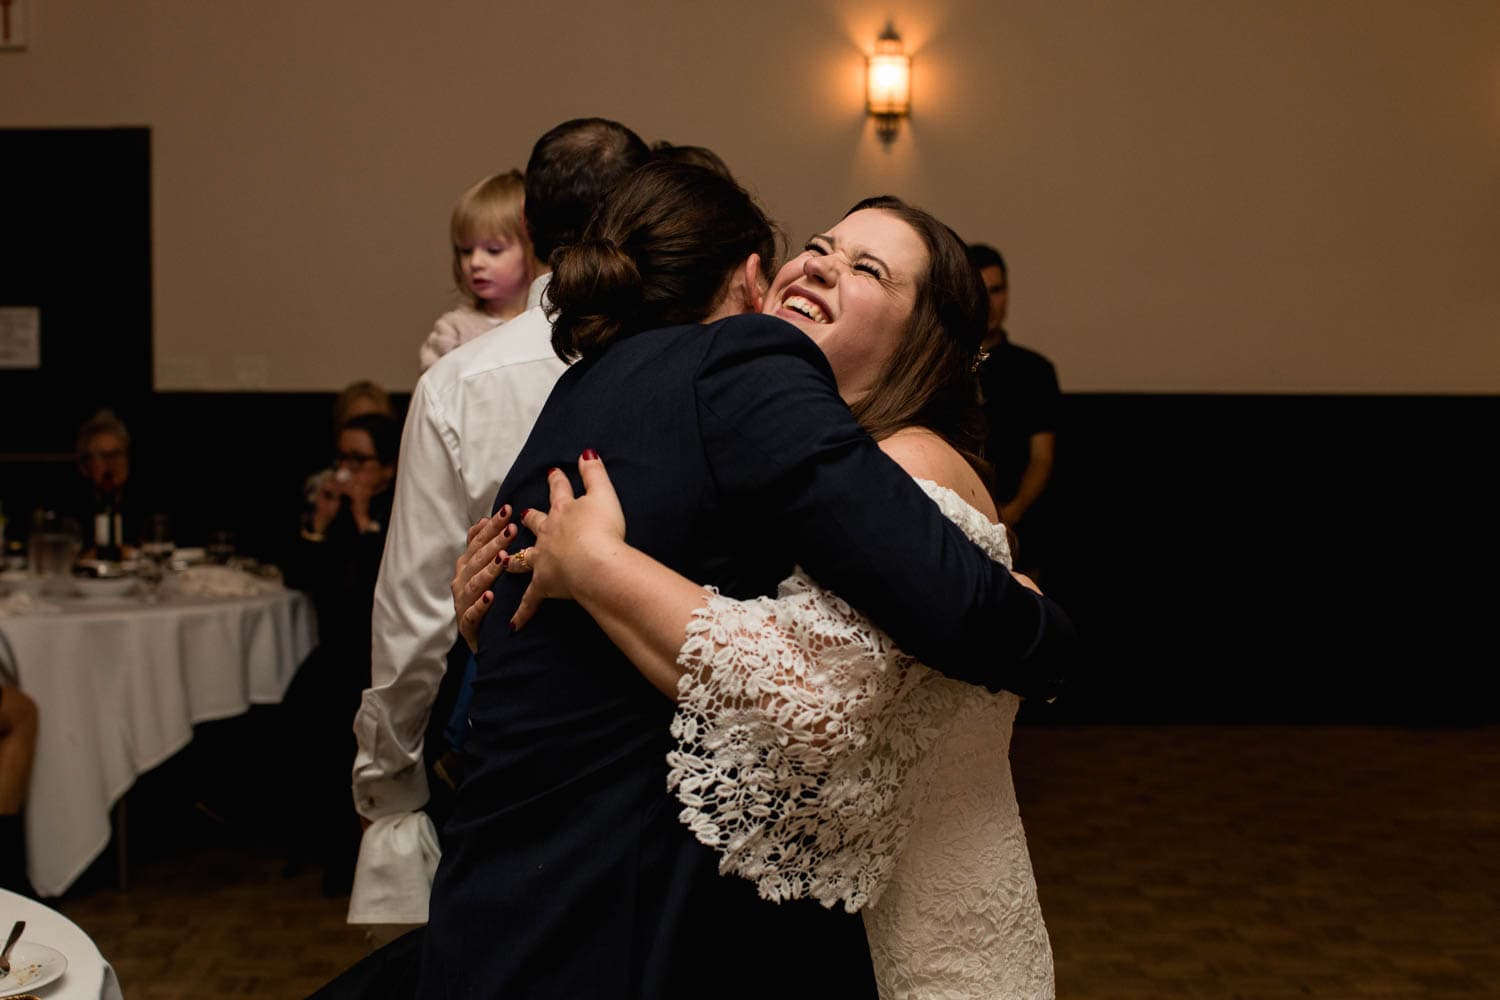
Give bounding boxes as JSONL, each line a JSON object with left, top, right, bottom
{"left": 668, "top": 479, "right": 1053, "bottom": 998}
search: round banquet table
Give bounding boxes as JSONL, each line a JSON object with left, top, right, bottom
{"left": 0, "top": 588, "right": 315, "bottom": 898}
{"left": 0, "top": 886, "right": 122, "bottom": 1000}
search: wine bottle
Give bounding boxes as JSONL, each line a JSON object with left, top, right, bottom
{"left": 95, "top": 492, "right": 123, "bottom": 562}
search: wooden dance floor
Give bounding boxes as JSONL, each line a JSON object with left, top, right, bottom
{"left": 58, "top": 724, "right": 1500, "bottom": 998}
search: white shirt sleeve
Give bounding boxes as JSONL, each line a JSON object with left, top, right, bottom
{"left": 352, "top": 374, "right": 466, "bottom": 818}
{"left": 351, "top": 289, "right": 562, "bottom": 824}
{"left": 347, "top": 286, "right": 564, "bottom": 925}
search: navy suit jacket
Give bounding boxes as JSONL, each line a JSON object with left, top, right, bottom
{"left": 419, "top": 314, "right": 1074, "bottom": 999}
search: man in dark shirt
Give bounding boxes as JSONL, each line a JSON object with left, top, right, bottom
{"left": 72, "top": 409, "right": 143, "bottom": 552}
{"left": 968, "top": 244, "right": 1060, "bottom": 566}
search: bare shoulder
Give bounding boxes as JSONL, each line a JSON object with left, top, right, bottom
{"left": 878, "top": 427, "right": 999, "bottom": 523}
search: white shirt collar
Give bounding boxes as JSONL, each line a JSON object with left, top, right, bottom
{"left": 528, "top": 272, "right": 552, "bottom": 311}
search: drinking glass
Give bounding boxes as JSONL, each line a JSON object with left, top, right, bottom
{"left": 28, "top": 512, "right": 82, "bottom": 596}
{"left": 140, "top": 513, "right": 175, "bottom": 597}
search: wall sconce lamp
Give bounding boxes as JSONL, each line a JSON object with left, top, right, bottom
{"left": 866, "top": 21, "right": 912, "bottom": 146}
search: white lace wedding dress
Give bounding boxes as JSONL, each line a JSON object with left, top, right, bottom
{"left": 667, "top": 480, "right": 1054, "bottom": 999}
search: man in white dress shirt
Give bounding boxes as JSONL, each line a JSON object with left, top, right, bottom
{"left": 348, "top": 119, "right": 651, "bottom": 929}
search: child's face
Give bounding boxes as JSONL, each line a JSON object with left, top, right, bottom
{"left": 458, "top": 234, "right": 531, "bottom": 315}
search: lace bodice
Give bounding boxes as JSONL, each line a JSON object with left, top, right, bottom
{"left": 668, "top": 480, "right": 1054, "bottom": 998}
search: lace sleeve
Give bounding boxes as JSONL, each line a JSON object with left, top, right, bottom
{"left": 669, "top": 582, "right": 921, "bottom": 911}
{"left": 666, "top": 480, "right": 1012, "bottom": 913}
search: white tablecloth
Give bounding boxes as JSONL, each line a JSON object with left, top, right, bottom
{"left": 0, "top": 589, "right": 315, "bottom": 898}
{"left": 0, "top": 887, "right": 121, "bottom": 1000}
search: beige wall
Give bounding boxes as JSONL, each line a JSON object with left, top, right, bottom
{"left": 4, "top": 0, "right": 1498, "bottom": 392}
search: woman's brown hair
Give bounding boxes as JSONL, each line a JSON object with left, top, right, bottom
{"left": 842, "top": 196, "right": 989, "bottom": 471}
{"left": 548, "top": 160, "right": 777, "bottom": 363}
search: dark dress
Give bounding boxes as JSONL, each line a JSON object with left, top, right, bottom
{"left": 284, "top": 489, "right": 393, "bottom": 892}
{"left": 419, "top": 314, "right": 1074, "bottom": 999}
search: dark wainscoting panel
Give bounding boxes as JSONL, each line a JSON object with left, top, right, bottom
{"left": 1024, "top": 393, "right": 1499, "bottom": 725}
{"left": 0, "top": 128, "right": 153, "bottom": 451}
{"left": 4, "top": 390, "right": 1494, "bottom": 724}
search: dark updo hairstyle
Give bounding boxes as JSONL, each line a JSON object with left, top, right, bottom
{"left": 843, "top": 196, "right": 989, "bottom": 470}
{"left": 548, "top": 160, "right": 778, "bottom": 363}
{"left": 650, "top": 140, "right": 735, "bottom": 181}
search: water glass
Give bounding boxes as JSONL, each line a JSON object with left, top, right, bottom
{"left": 28, "top": 514, "right": 82, "bottom": 596}
{"left": 140, "top": 514, "right": 175, "bottom": 594}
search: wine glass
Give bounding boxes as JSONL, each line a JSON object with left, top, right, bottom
{"left": 139, "top": 513, "right": 175, "bottom": 599}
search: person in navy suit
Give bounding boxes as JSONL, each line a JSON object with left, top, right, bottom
{"left": 418, "top": 161, "right": 1075, "bottom": 998}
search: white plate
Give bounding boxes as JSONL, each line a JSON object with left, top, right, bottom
{"left": 73, "top": 576, "right": 140, "bottom": 599}
{"left": 0, "top": 940, "right": 67, "bottom": 994}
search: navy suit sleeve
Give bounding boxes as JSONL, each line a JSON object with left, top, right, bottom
{"left": 693, "top": 314, "right": 1073, "bottom": 699}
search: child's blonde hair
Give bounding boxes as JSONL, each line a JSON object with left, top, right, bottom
{"left": 450, "top": 170, "right": 532, "bottom": 306}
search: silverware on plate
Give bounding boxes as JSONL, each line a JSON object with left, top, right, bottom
{"left": 0, "top": 918, "right": 24, "bottom": 976}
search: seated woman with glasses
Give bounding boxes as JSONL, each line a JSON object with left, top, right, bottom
{"left": 304, "top": 413, "right": 399, "bottom": 541}
{"left": 284, "top": 411, "right": 399, "bottom": 895}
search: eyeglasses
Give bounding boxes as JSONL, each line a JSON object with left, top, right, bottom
{"left": 334, "top": 452, "right": 382, "bottom": 467}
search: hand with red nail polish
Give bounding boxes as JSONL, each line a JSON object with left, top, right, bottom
{"left": 451, "top": 502, "right": 520, "bottom": 651}
{"left": 509, "top": 451, "right": 627, "bottom": 632}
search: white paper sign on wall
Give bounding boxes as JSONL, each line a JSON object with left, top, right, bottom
{"left": 0, "top": 307, "right": 41, "bottom": 369}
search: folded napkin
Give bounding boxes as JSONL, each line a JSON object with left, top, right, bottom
{"left": 347, "top": 811, "right": 442, "bottom": 925}
{"left": 0, "top": 591, "right": 63, "bottom": 617}
{"left": 161, "top": 565, "right": 282, "bottom": 599}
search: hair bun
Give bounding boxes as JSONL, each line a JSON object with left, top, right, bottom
{"left": 548, "top": 159, "right": 777, "bottom": 363}
{"left": 548, "top": 238, "right": 645, "bottom": 361}
{"left": 552, "top": 238, "right": 642, "bottom": 315}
